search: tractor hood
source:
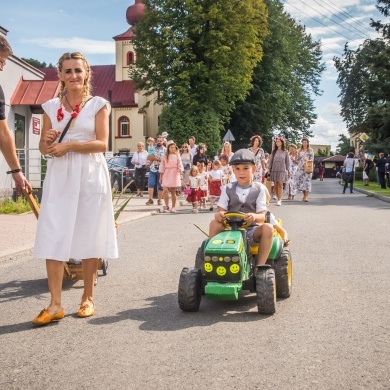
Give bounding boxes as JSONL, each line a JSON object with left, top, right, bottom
{"left": 205, "top": 230, "right": 244, "bottom": 255}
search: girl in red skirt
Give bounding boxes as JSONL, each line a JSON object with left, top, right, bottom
{"left": 186, "top": 165, "right": 201, "bottom": 213}
{"left": 208, "top": 160, "right": 223, "bottom": 211}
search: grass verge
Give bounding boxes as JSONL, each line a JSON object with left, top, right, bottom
{"left": 0, "top": 196, "right": 35, "bottom": 214}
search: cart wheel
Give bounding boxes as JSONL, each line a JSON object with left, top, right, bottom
{"left": 102, "top": 258, "right": 108, "bottom": 276}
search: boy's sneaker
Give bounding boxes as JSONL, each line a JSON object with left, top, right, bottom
{"left": 276, "top": 200, "right": 281, "bottom": 206}
{"left": 171, "top": 208, "right": 177, "bottom": 213}
{"left": 192, "top": 208, "right": 198, "bottom": 213}
{"left": 157, "top": 200, "right": 163, "bottom": 206}
{"left": 146, "top": 199, "right": 153, "bottom": 205}
{"left": 163, "top": 206, "right": 170, "bottom": 213}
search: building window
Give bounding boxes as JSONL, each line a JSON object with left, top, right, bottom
{"left": 127, "top": 51, "right": 135, "bottom": 64}
{"left": 118, "top": 116, "right": 130, "bottom": 137}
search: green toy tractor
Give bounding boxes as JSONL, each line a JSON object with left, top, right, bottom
{"left": 178, "top": 211, "right": 292, "bottom": 314}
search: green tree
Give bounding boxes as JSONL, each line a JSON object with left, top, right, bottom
{"left": 335, "top": 134, "right": 352, "bottom": 156}
{"left": 334, "top": 0, "right": 390, "bottom": 152}
{"left": 131, "top": 0, "right": 269, "bottom": 146}
{"left": 228, "top": 0, "right": 325, "bottom": 150}
{"left": 159, "top": 103, "right": 221, "bottom": 157}
{"left": 21, "top": 58, "right": 54, "bottom": 68}
{"left": 315, "top": 147, "right": 330, "bottom": 157}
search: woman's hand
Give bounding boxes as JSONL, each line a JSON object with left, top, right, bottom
{"left": 46, "top": 142, "right": 70, "bottom": 157}
{"left": 44, "top": 129, "right": 61, "bottom": 145}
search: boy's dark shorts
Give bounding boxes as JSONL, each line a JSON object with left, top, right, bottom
{"left": 247, "top": 226, "right": 260, "bottom": 247}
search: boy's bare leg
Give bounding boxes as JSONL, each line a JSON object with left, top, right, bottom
{"left": 253, "top": 223, "right": 274, "bottom": 265}
{"left": 209, "top": 219, "right": 224, "bottom": 238}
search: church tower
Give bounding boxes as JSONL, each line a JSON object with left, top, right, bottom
{"left": 113, "top": 0, "right": 162, "bottom": 140}
{"left": 114, "top": 0, "right": 144, "bottom": 82}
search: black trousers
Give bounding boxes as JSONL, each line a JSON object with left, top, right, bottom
{"left": 378, "top": 171, "right": 386, "bottom": 189}
{"left": 135, "top": 168, "right": 147, "bottom": 191}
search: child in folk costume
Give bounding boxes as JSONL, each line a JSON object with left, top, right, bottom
{"left": 220, "top": 154, "right": 233, "bottom": 185}
{"left": 159, "top": 141, "right": 183, "bottom": 213}
{"left": 198, "top": 162, "right": 209, "bottom": 209}
{"left": 186, "top": 165, "right": 201, "bottom": 213}
{"left": 208, "top": 159, "right": 223, "bottom": 211}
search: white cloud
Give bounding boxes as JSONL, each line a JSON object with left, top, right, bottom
{"left": 310, "top": 103, "right": 348, "bottom": 150}
{"left": 21, "top": 37, "right": 115, "bottom": 55}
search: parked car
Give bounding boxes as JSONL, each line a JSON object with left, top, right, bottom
{"left": 106, "top": 153, "right": 149, "bottom": 192}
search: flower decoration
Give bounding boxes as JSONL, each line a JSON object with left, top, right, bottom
{"left": 57, "top": 108, "right": 64, "bottom": 122}
{"left": 71, "top": 104, "right": 80, "bottom": 119}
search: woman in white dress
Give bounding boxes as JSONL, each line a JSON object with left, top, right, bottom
{"left": 32, "top": 52, "right": 118, "bottom": 325}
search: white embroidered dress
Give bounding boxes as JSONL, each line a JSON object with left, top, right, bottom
{"left": 33, "top": 96, "right": 118, "bottom": 261}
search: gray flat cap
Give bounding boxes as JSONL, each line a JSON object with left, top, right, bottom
{"left": 229, "top": 149, "right": 255, "bottom": 165}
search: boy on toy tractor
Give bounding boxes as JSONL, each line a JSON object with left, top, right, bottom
{"left": 209, "top": 149, "right": 274, "bottom": 268}
{"left": 178, "top": 149, "right": 292, "bottom": 315}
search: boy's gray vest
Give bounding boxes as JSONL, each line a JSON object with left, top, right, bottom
{"left": 225, "top": 182, "right": 262, "bottom": 214}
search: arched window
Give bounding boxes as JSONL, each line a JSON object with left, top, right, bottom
{"left": 118, "top": 116, "right": 130, "bottom": 137}
{"left": 127, "top": 51, "right": 135, "bottom": 64}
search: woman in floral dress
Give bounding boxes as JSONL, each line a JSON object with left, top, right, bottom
{"left": 268, "top": 137, "right": 290, "bottom": 206}
{"left": 285, "top": 144, "right": 298, "bottom": 199}
{"left": 248, "top": 135, "right": 266, "bottom": 182}
{"left": 296, "top": 138, "right": 314, "bottom": 202}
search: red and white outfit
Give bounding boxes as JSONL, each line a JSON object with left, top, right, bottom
{"left": 208, "top": 169, "right": 223, "bottom": 198}
{"left": 199, "top": 171, "right": 208, "bottom": 199}
{"left": 186, "top": 175, "right": 201, "bottom": 203}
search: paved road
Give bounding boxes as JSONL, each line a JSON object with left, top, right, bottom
{"left": 1, "top": 179, "right": 389, "bottom": 389}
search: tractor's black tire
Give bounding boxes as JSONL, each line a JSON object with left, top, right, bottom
{"left": 256, "top": 267, "right": 276, "bottom": 314}
{"left": 178, "top": 267, "right": 202, "bottom": 312}
{"left": 194, "top": 239, "right": 208, "bottom": 270}
{"left": 102, "top": 258, "right": 108, "bottom": 276}
{"left": 274, "top": 247, "right": 292, "bottom": 298}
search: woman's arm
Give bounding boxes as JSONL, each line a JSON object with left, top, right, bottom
{"left": 285, "top": 151, "right": 291, "bottom": 171}
{"left": 46, "top": 105, "right": 109, "bottom": 157}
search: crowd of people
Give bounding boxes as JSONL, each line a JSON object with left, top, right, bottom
{"left": 341, "top": 151, "right": 390, "bottom": 193}
{"left": 143, "top": 134, "right": 316, "bottom": 212}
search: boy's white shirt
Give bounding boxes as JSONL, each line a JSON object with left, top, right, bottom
{"left": 217, "top": 182, "right": 267, "bottom": 212}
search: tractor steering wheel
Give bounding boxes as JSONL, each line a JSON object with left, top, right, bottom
{"left": 223, "top": 211, "right": 251, "bottom": 229}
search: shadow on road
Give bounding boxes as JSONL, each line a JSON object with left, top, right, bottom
{"left": 88, "top": 291, "right": 276, "bottom": 330}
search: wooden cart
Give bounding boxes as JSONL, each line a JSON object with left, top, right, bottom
{"left": 23, "top": 188, "right": 108, "bottom": 283}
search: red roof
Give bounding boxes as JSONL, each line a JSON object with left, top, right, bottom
{"left": 11, "top": 65, "right": 138, "bottom": 107}
{"left": 11, "top": 78, "right": 59, "bottom": 105}
{"left": 113, "top": 26, "right": 135, "bottom": 41}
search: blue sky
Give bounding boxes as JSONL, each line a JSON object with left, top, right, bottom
{"left": 1, "top": 0, "right": 384, "bottom": 151}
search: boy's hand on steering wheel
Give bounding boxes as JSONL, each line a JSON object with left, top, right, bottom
{"left": 244, "top": 213, "right": 255, "bottom": 224}
{"left": 215, "top": 211, "right": 225, "bottom": 223}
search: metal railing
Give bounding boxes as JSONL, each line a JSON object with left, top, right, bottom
{"left": 15, "top": 148, "right": 46, "bottom": 188}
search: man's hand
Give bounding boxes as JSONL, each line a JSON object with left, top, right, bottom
{"left": 12, "top": 172, "right": 32, "bottom": 194}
